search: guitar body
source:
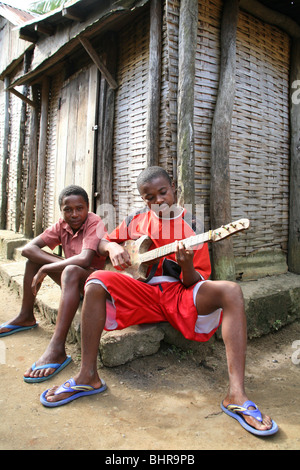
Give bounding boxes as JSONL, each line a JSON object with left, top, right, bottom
{"left": 105, "top": 235, "right": 153, "bottom": 281}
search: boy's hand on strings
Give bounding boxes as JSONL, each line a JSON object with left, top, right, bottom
{"left": 175, "top": 241, "right": 201, "bottom": 287}
{"left": 175, "top": 240, "right": 194, "bottom": 268}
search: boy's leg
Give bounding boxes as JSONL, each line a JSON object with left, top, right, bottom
{"left": 195, "top": 280, "right": 273, "bottom": 432}
{"left": 24, "top": 265, "right": 92, "bottom": 380}
{"left": 43, "top": 282, "right": 108, "bottom": 403}
{"left": 0, "top": 259, "right": 60, "bottom": 335}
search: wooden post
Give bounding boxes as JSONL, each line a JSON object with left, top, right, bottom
{"left": 15, "top": 51, "right": 31, "bottom": 233}
{"left": 24, "top": 85, "right": 39, "bottom": 238}
{"left": 177, "top": 0, "right": 198, "bottom": 206}
{"left": 34, "top": 77, "right": 50, "bottom": 236}
{"left": 146, "top": 0, "right": 162, "bottom": 166}
{"left": 94, "top": 32, "right": 117, "bottom": 212}
{"left": 0, "top": 77, "right": 10, "bottom": 229}
{"left": 210, "top": 0, "right": 238, "bottom": 280}
{"left": 288, "top": 38, "right": 300, "bottom": 273}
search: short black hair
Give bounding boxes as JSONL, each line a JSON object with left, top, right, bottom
{"left": 58, "top": 185, "right": 89, "bottom": 208}
{"left": 137, "top": 166, "right": 172, "bottom": 192}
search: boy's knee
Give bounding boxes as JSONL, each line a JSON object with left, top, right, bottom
{"left": 85, "top": 281, "right": 107, "bottom": 299}
{"left": 61, "top": 265, "right": 83, "bottom": 283}
{"left": 223, "top": 281, "right": 244, "bottom": 304}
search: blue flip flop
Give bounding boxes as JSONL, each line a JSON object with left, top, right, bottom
{"left": 0, "top": 322, "right": 38, "bottom": 337}
{"left": 40, "top": 377, "right": 107, "bottom": 407}
{"left": 24, "top": 355, "right": 72, "bottom": 383}
{"left": 221, "top": 400, "right": 278, "bottom": 436}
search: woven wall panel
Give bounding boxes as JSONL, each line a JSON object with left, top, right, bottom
{"left": 0, "top": 81, "right": 4, "bottom": 209}
{"left": 6, "top": 90, "right": 22, "bottom": 231}
{"left": 230, "top": 11, "right": 290, "bottom": 256}
{"left": 194, "top": 0, "right": 290, "bottom": 258}
{"left": 113, "top": 8, "right": 150, "bottom": 223}
{"left": 44, "top": 70, "right": 64, "bottom": 228}
{"left": 194, "top": 0, "right": 223, "bottom": 231}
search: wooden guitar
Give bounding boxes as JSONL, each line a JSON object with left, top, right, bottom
{"left": 105, "top": 218, "right": 250, "bottom": 281}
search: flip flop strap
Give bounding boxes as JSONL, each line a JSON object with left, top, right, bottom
{"left": 1, "top": 324, "right": 20, "bottom": 330}
{"left": 32, "top": 362, "right": 61, "bottom": 371}
{"left": 227, "top": 400, "right": 263, "bottom": 422}
{"left": 54, "top": 378, "right": 95, "bottom": 396}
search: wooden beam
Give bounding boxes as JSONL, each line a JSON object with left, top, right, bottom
{"left": 24, "top": 85, "right": 39, "bottom": 238}
{"left": 19, "top": 28, "right": 38, "bottom": 43}
{"left": 288, "top": 38, "right": 300, "bottom": 273}
{"left": 177, "top": 0, "right": 198, "bottom": 206}
{"left": 7, "top": 87, "right": 37, "bottom": 108}
{"left": 0, "top": 77, "right": 10, "bottom": 229}
{"left": 34, "top": 22, "right": 55, "bottom": 36}
{"left": 240, "top": 0, "right": 300, "bottom": 39}
{"left": 62, "top": 7, "right": 84, "bottom": 22}
{"left": 146, "top": 0, "right": 162, "bottom": 166}
{"left": 210, "top": 0, "right": 239, "bottom": 281}
{"left": 94, "top": 32, "right": 118, "bottom": 213}
{"left": 34, "top": 77, "right": 50, "bottom": 236}
{"left": 79, "top": 37, "right": 118, "bottom": 90}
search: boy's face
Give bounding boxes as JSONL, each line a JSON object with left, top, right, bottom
{"left": 139, "top": 175, "right": 177, "bottom": 218}
{"left": 60, "top": 194, "right": 89, "bottom": 232}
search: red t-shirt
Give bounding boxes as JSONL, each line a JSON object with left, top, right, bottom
{"left": 41, "top": 212, "right": 106, "bottom": 270}
{"left": 104, "top": 207, "right": 211, "bottom": 281}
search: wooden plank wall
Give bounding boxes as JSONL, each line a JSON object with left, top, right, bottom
{"left": 52, "top": 65, "right": 98, "bottom": 224}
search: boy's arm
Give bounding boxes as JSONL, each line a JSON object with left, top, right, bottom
{"left": 31, "top": 248, "right": 96, "bottom": 296}
{"left": 22, "top": 236, "right": 63, "bottom": 264}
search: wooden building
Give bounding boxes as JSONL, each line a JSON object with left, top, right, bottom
{"left": 0, "top": 0, "right": 299, "bottom": 281}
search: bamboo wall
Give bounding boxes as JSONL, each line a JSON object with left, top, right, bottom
{"left": 0, "top": 0, "right": 293, "bottom": 276}
{"left": 112, "top": 8, "right": 150, "bottom": 221}
{"left": 231, "top": 10, "right": 290, "bottom": 256}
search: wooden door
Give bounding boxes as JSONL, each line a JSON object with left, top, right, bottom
{"left": 53, "top": 64, "right": 98, "bottom": 221}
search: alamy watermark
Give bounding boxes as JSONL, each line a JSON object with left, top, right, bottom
{"left": 95, "top": 202, "right": 205, "bottom": 241}
{"left": 291, "top": 340, "right": 300, "bottom": 365}
{"left": 0, "top": 340, "right": 6, "bottom": 364}
{"left": 292, "top": 80, "right": 300, "bottom": 105}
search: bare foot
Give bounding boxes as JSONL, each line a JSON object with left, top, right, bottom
{"left": 0, "top": 314, "right": 36, "bottom": 335}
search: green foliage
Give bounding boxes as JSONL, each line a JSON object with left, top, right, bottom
{"left": 29, "top": 0, "right": 66, "bottom": 14}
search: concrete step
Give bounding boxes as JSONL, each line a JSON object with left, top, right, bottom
{"left": 0, "top": 229, "right": 299, "bottom": 367}
{"left": 0, "top": 230, "right": 29, "bottom": 260}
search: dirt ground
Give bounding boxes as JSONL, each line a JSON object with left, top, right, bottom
{"left": 0, "top": 278, "right": 299, "bottom": 451}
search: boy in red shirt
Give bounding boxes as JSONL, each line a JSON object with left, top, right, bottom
{"left": 0, "top": 185, "right": 105, "bottom": 382}
{"left": 41, "top": 168, "right": 277, "bottom": 436}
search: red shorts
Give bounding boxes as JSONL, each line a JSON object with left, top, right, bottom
{"left": 85, "top": 271, "right": 222, "bottom": 343}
